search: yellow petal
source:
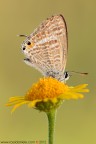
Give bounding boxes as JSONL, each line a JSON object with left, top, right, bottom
{"left": 59, "top": 92, "right": 84, "bottom": 100}
{"left": 11, "top": 101, "right": 29, "bottom": 113}
{"left": 9, "top": 96, "right": 25, "bottom": 102}
{"left": 28, "top": 100, "right": 41, "bottom": 108}
{"left": 6, "top": 99, "right": 24, "bottom": 106}
{"left": 50, "top": 98, "right": 58, "bottom": 103}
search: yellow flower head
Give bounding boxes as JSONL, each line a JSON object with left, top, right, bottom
{"left": 6, "top": 77, "right": 89, "bottom": 113}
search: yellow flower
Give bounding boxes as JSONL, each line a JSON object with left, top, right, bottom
{"left": 6, "top": 77, "right": 89, "bottom": 113}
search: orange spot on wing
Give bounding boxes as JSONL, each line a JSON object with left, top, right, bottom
{"left": 27, "top": 42, "right": 34, "bottom": 48}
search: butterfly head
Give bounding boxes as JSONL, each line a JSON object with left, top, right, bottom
{"left": 63, "top": 71, "right": 88, "bottom": 82}
{"left": 63, "top": 71, "right": 70, "bottom": 82}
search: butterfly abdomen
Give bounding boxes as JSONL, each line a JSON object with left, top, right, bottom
{"left": 45, "top": 70, "right": 64, "bottom": 81}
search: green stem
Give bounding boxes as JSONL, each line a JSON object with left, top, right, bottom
{"left": 46, "top": 109, "right": 57, "bottom": 144}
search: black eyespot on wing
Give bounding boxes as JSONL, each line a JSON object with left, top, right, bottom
{"left": 23, "top": 47, "right": 26, "bottom": 50}
{"left": 27, "top": 41, "right": 31, "bottom": 45}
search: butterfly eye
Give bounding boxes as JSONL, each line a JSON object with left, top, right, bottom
{"left": 27, "top": 41, "right": 31, "bottom": 45}
{"left": 23, "top": 47, "right": 26, "bottom": 50}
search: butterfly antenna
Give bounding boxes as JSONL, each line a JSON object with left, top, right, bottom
{"left": 69, "top": 71, "right": 88, "bottom": 76}
{"left": 17, "top": 34, "right": 27, "bottom": 37}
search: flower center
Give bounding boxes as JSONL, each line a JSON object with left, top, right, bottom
{"left": 25, "top": 77, "right": 68, "bottom": 101}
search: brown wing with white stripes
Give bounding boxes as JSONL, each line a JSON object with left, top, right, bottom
{"left": 21, "top": 14, "right": 68, "bottom": 75}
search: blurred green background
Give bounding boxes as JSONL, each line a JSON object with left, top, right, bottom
{"left": 0, "top": 0, "right": 96, "bottom": 143}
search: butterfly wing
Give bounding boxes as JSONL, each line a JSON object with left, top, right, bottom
{"left": 22, "top": 14, "right": 68, "bottom": 75}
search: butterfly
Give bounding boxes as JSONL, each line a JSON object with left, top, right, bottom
{"left": 21, "top": 14, "right": 69, "bottom": 82}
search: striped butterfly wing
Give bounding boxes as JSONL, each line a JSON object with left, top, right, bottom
{"left": 22, "top": 14, "right": 68, "bottom": 76}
